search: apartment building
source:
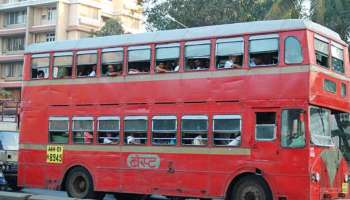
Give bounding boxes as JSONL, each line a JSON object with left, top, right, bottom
{"left": 0, "top": 0, "right": 143, "bottom": 100}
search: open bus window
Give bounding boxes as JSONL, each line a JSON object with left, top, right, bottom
{"left": 185, "top": 41, "right": 210, "bottom": 71}
{"left": 152, "top": 116, "right": 177, "bottom": 145}
{"left": 213, "top": 115, "right": 241, "bottom": 146}
{"left": 249, "top": 35, "right": 279, "bottom": 67}
{"left": 255, "top": 112, "right": 276, "bottom": 141}
{"left": 72, "top": 117, "right": 94, "bottom": 144}
{"left": 155, "top": 44, "right": 180, "bottom": 73}
{"left": 285, "top": 37, "right": 303, "bottom": 64}
{"left": 76, "top": 51, "right": 97, "bottom": 77}
{"left": 124, "top": 116, "right": 148, "bottom": 145}
{"left": 216, "top": 38, "right": 244, "bottom": 69}
{"left": 331, "top": 45, "right": 344, "bottom": 73}
{"left": 53, "top": 52, "right": 73, "bottom": 79}
{"left": 97, "top": 116, "right": 119, "bottom": 144}
{"left": 181, "top": 115, "right": 208, "bottom": 145}
{"left": 314, "top": 38, "right": 329, "bottom": 68}
{"left": 281, "top": 109, "right": 305, "bottom": 148}
{"left": 102, "top": 48, "right": 123, "bottom": 76}
{"left": 128, "top": 47, "right": 151, "bottom": 74}
{"left": 31, "top": 54, "right": 50, "bottom": 79}
{"left": 49, "top": 117, "right": 69, "bottom": 144}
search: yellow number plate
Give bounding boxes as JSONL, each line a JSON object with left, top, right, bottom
{"left": 342, "top": 182, "right": 348, "bottom": 193}
{"left": 46, "top": 145, "right": 64, "bottom": 164}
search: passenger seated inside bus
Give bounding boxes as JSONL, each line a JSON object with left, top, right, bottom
{"left": 193, "top": 135, "right": 206, "bottom": 145}
{"left": 37, "top": 71, "right": 45, "bottom": 79}
{"left": 126, "top": 135, "right": 142, "bottom": 144}
{"left": 77, "top": 65, "right": 97, "bottom": 77}
{"left": 187, "top": 59, "right": 209, "bottom": 71}
{"left": 103, "top": 64, "right": 122, "bottom": 76}
{"left": 228, "top": 135, "right": 241, "bottom": 146}
{"left": 100, "top": 132, "right": 119, "bottom": 144}
{"left": 250, "top": 53, "right": 278, "bottom": 67}
{"left": 128, "top": 62, "right": 150, "bottom": 74}
{"left": 222, "top": 55, "right": 242, "bottom": 69}
{"left": 155, "top": 61, "right": 179, "bottom": 73}
{"left": 83, "top": 131, "right": 93, "bottom": 144}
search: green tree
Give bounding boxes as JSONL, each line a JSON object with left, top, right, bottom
{"left": 264, "top": 0, "right": 305, "bottom": 20}
{"left": 94, "top": 19, "right": 124, "bottom": 36}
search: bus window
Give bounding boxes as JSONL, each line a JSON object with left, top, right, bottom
{"left": 213, "top": 115, "right": 241, "bottom": 146}
{"left": 281, "top": 109, "right": 305, "bottom": 148}
{"left": 124, "top": 116, "right": 148, "bottom": 144}
{"left": 128, "top": 46, "right": 151, "bottom": 74}
{"left": 49, "top": 117, "right": 69, "bottom": 144}
{"left": 53, "top": 52, "right": 73, "bottom": 79}
{"left": 314, "top": 38, "right": 329, "bottom": 68}
{"left": 255, "top": 112, "right": 276, "bottom": 141}
{"left": 324, "top": 79, "right": 336, "bottom": 93}
{"left": 216, "top": 38, "right": 244, "bottom": 69}
{"left": 331, "top": 45, "right": 344, "bottom": 73}
{"left": 185, "top": 41, "right": 210, "bottom": 71}
{"left": 285, "top": 37, "right": 303, "bottom": 64}
{"left": 76, "top": 50, "right": 97, "bottom": 77}
{"left": 101, "top": 48, "right": 123, "bottom": 76}
{"left": 181, "top": 115, "right": 208, "bottom": 145}
{"left": 341, "top": 83, "right": 347, "bottom": 97}
{"left": 31, "top": 54, "right": 50, "bottom": 79}
{"left": 72, "top": 117, "right": 94, "bottom": 144}
{"left": 249, "top": 35, "right": 279, "bottom": 67}
{"left": 152, "top": 116, "right": 177, "bottom": 145}
{"left": 97, "top": 116, "right": 120, "bottom": 144}
{"left": 155, "top": 43, "right": 180, "bottom": 73}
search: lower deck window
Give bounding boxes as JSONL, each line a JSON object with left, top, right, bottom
{"left": 72, "top": 117, "right": 94, "bottom": 144}
{"left": 97, "top": 117, "right": 120, "bottom": 144}
{"left": 255, "top": 112, "right": 276, "bottom": 140}
{"left": 124, "top": 116, "right": 148, "bottom": 144}
{"left": 152, "top": 116, "right": 177, "bottom": 145}
{"left": 181, "top": 115, "right": 208, "bottom": 145}
{"left": 213, "top": 115, "right": 241, "bottom": 146}
{"left": 281, "top": 109, "right": 305, "bottom": 147}
{"left": 49, "top": 117, "right": 69, "bottom": 144}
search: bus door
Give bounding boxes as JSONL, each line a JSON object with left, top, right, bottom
{"left": 252, "top": 110, "right": 280, "bottom": 161}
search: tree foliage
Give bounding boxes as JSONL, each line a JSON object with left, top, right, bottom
{"left": 94, "top": 19, "right": 124, "bottom": 37}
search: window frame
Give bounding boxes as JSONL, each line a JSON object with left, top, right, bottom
{"left": 215, "top": 37, "right": 244, "bottom": 70}
{"left": 249, "top": 34, "right": 280, "bottom": 67}
{"left": 181, "top": 115, "right": 208, "bottom": 146}
{"left": 280, "top": 108, "right": 306, "bottom": 148}
{"left": 48, "top": 116, "right": 69, "bottom": 144}
{"left": 314, "top": 36, "right": 330, "bottom": 69}
{"left": 127, "top": 46, "right": 151, "bottom": 74}
{"left": 255, "top": 112, "right": 277, "bottom": 141}
{"left": 155, "top": 43, "right": 180, "bottom": 73}
{"left": 76, "top": 50, "right": 98, "bottom": 78}
{"left": 72, "top": 116, "right": 94, "bottom": 144}
{"left": 284, "top": 36, "right": 303, "bottom": 65}
{"left": 330, "top": 43, "right": 345, "bottom": 74}
{"left": 97, "top": 116, "right": 120, "bottom": 145}
{"left": 52, "top": 52, "right": 73, "bottom": 79}
{"left": 184, "top": 40, "right": 211, "bottom": 71}
{"left": 101, "top": 47, "right": 124, "bottom": 76}
{"left": 151, "top": 115, "right": 177, "bottom": 146}
{"left": 324, "top": 79, "right": 337, "bottom": 94}
{"left": 31, "top": 53, "right": 50, "bottom": 80}
{"left": 124, "top": 116, "right": 148, "bottom": 145}
{"left": 212, "top": 114, "right": 242, "bottom": 147}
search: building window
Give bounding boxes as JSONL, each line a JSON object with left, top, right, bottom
{"left": 155, "top": 43, "right": 180, "bottom": 73}
{"left": 213, "top": 115, "right": 241, "bottom": 146}
{"left": 31, "top": 54, "right": 50, "bottom": 79}
{"left": 331, "top": 45, "right": 344, "bottom": 74}
{"left": 281, "top": 109, "right": 305, "bottom": 148}
{"left": 314, "top": 38, "right": 329, "bottom": 68}
{"left": 216, "top": 38, "right": 244, "bottom": 69}
{"left": 255, "top": 112, "right": 276, "bottom": 141}
{"left": 2, "top": 62, "right": 22, "bottom": 78}
{"left": 128, "top": 46, "right": 151, "bottom": 74}
{"left": 124, "top": 116, "right": 148, "bottom": 145}
{"left": 249, "top": 35, "right": 279, "bottom": 67}
{"left": 285, "top": 37, "right": 303, "bottom": 64}
{"left": 47, "top": 7, "right": 56, "bottom": 21}
{"left": 79, "top": 5, "right": 98, "bottom": 19}
{"left": 185, "top": 41, "right": 210, "bottom": 71}
{"left": 181, "top": 115, "right": 208, "bottom": 145}
{"left": 76, "top": 50, "right": 97, "bottom": 77}
{"left": 46, "top": 32, "right": 55, "bottom": 42}
{"left": 97, "top": 116, "right": 120, "bottom": 144}
{"left": 53, "top": 52, "right": 73, "bottom": 79}
{"left": 152, "top": 116, "right": 177, "bottom": 145}
{"left": 3, "top": 36, "right": 24, "bottom": 53}
{"left": 101, "top": 48, "right": 123, "bottom": 76}
{"left": 324, "top": 79, "right": 336, "bottom": 93}
{"left": 49, "top": 117, "right": 69, "bottom": 144}
{"left": 72, "top": 117, "right": 94, "bottom": 144}
{"left": 5, "top": 10, "right": 26, "bottom": 26}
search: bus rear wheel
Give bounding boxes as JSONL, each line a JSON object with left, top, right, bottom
{"left": 232, "top": 176, "right": 272, "bottom": 200}
{"left": 65, "top": 167, "right": 104, "bottom": 199}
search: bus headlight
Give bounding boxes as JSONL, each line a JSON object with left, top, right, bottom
{"left": 311, "top": 172, "right": 320, "bottom": 182}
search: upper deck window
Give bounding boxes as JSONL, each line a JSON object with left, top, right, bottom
{"left": 102, "top": 48, "right": 123, "bottom": 76}
{"left": 181, "top": 115, "right": 208, "bottom": 145}
{"left": 76, "top": 50, "right": 98, "bottom": 77}
{"left": 314, "top": 37, "right": 329, "bottom": 68}
{"left": 216, "top": 38, "right": 244, "bottom": 69}
{"left": 185, "top": 40, "right": 210, "bottom": 71}
{"left": 128, "top": 46, "right": 151, "bottom": 74}
{"left": 331, "top": 44, "right": 344, "bottom": 74}
{"left": 213, "top": 115, "right": 241, "bottom": 146}
{"left": 72, "top": 117, "right": 94, "bottom": 144}
{"left": 49, "top": 117, "right": 69, "bottom": 144}
{"left": 249, "top": 34, "right": 279, "bottom": 67}
{"left": 285, "top": 37, "right": 303, "bottom": 64}
{"left": 152, "top": 116, "right": 177, "bottom": 145}
{"left": 97, "top": 116, "right": 120, "bottom": 144}
{"left": 124, "top": 116, "right": 148, "bottom": 144}
{"left": 155, "top": 43, "right": 180, "bottom": 73}
{"left": 31, "top": 54, "right": 50, "bottom": 79}
{"left": 53, "top": 52, "right": 73, "bottom": 79}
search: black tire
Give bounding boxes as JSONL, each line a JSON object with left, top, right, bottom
{"left": 65, "top": 167, "right": 104, "bottom": 199}
{"left": 114, "top": 193, "right": 148, "bottom": 200}
{"left": 232, "top": 176, "right": 272, "bottom": 200}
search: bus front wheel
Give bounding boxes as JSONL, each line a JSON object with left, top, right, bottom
{"left": 232, "top": 176, "right": 272, "bottom": 200}
{"left": 65, "top": 167, "right": 104, "bottom": 199}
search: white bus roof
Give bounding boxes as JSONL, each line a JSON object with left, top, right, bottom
{"left": 25, "top": 19, "right": 345, "bottom": 54}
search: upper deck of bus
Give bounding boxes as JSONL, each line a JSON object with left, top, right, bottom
{"left": 21, "top": 19, "right": 350, "bottom": 111}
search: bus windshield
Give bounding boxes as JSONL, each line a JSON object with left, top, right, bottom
{"left": 310, "top": 106, "right": 333, "bottom": 147}
{"left": 331, "top": 112, "right": 350, "bottom": 161}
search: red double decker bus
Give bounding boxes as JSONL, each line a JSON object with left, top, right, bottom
{"left": 19, "top": 19, "right": 350, "bottom": 200}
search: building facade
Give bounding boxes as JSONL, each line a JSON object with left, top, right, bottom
{"left": 0, "top": 0, "right": 143, "bottom": 100}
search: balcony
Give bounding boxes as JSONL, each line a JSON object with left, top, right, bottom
{"left": 0, "top": 0, "right": 58, "bottom": 10}
{"left": 0, "top": 51, "right": 23, "bottom": 62}
{"left": 0, "top": 25, "right": 26, "bottom": 36}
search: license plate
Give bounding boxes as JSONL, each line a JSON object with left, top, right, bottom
{"left": 342, "top": 182, "right": 348, "bottom": 193}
